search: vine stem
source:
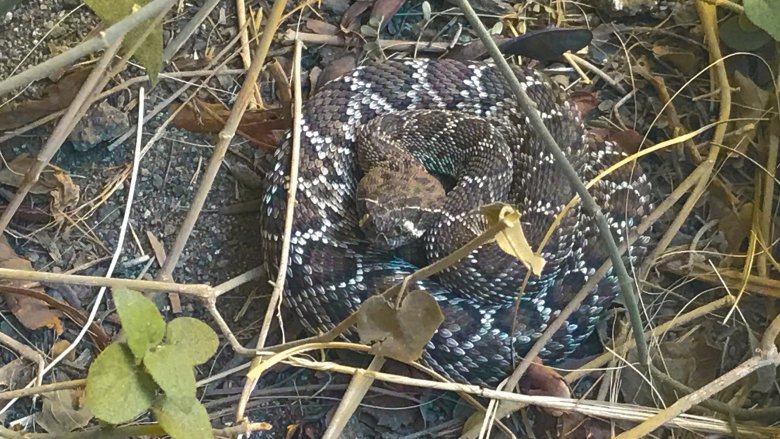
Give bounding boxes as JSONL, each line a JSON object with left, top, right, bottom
{"left": 452, "top": 0, "right": 649, "bottom": 366}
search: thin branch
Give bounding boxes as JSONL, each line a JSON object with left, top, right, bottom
{"left": 162, "top": 0, "right": 221, "bottom": 62}
{"left": 283, "top": 356, "right": 777, "bottom": 438}
{"left": 452, "top": 0, "right": 650, "bottom": 368}
{"left": 615, "top": 353, "right": 779, "bottom": 439}
{"left": 159, "top": 0, "right": 286, "bottom": 278}
{"left": 0, "top": 40, "right": 122, "bottom": 234}
{"left": 0, "top": 268, "right": 216, "bottom": 298}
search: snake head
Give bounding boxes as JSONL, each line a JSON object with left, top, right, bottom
{"left": 356, "top": 164, "right": 445, "bottom": 250}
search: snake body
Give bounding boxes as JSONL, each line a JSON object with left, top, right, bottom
{"left": 260, "top": 58, "right": 651, "bottom": 385}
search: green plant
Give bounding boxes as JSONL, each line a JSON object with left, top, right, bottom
{"left": 85, "top": 288, "right": 219, "bottom": 439}
{"left": 84, "top": 0, "right": 164, "bottom": 83}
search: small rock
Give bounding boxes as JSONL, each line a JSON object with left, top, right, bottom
{"left": 152, "top": 174, "right": 164, "bottom": 190}
{"left": 322, "top": 0, "right": 351, "bottom": 15}
{"left": 68, "top": 100, "right": 130, "bottom": 152}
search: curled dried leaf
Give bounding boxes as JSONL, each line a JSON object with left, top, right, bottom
{"left": 481, "top": 203, "right": 546, "bottom": 276}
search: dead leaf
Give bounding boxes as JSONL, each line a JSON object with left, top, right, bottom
{"left": 0, "top": 68, "right": 91, "bottom": 131}
{"left": 719, "top": 202, "right": 755, "bottom": 259}
{"left": 356, "top": 290, "right": 444, "bottom": 363}
{"left": 0, "top": 358, "right": 33, "bottom": 391}
{"left": 570, "top": 91, "right": 599, "bottom": 116}
{"left": 652, "top": 44, "right": 698, "bottom": 76}
{"left": 340, "top": 0, "right": 372, "bottom": 33}
{"left": 370, "top": 0, "right": 406, "bottom": 30}
{"left": 170, "top": 100, "right": 288, "bottom": 151}
{"left": 732, "top": 71, "right": 772, "bottom": 151}
{"left": 0, "top": 154, "right": 80, "bottom": 222}
{"left": 481, "top": 203, "right": 546, "bottom": 276}
{"left": 520, "top": 359, "right": 570, "bottom": 416}
{"left": 316, "top": 56, "right": 357, "bottom": 92}
{"left": 35, "top": 388, "right": 93, "bottom": 434}
{"left": 50, "top": 340, "right": 75, "bottom": 362}
{"left": 305, "top": 18, "right": 339, "bottom": 35}
{"left": 590, "top": 128, "right": 644, "bottom": 155}
{"left": 0, "top": 236, "right": 63, "bottom": 334}
{"left": 622, "top": 331, "right": 721, "bottom": 408}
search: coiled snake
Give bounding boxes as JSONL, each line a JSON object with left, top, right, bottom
{"left": 260, "top": 58, "right": 651, "bottom": 385}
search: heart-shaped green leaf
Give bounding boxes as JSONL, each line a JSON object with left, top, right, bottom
{"left": 113, "top": 287, "right": 165, "bottom": 362}
{"left": 164, "top": 317, "right": 219, "bottom": 366}
{"left": 85, "top": 343, "right": 156, "bottom": 424}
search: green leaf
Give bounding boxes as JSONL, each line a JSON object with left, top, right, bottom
{"left": 719, "top": 14, "right": 771, "bottom": 51}
{"left": 744, "top": 0, "right": 780, "bottom": 41}
{"left": 143, "top": 345, "right": 197, "bottom": 402}
{"left": 152, "top": 396, "right": 213, "bottom": 439}
{"left": 164, "top": 317, "right": 219, "bottom": 366}
{"left": 83, "top": 0, "right": 164, "bottom": 83}
{"left": 113, "top": 287, "right": 165, "bottom": 362}
{"left": 85, "top": 343, "right": 156, "bottom": 424}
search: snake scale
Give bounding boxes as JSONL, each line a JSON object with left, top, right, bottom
{"left": 260, "top": 58, "right": 652, "bottom": 386}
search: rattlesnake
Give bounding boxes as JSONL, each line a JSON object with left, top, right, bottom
{"left": 260, "top": 58, "right": 651, "bottom": 385}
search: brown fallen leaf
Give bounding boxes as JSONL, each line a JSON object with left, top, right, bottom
{"left": 35, "top": 388, "right": 93, "bottom": 434}
{"left": 0, "top": 154, "right": 80, "bottom": 223}
{"left": 589, "top": 128, "right": 644, "bottom": 155}
{"left": 520, "top": 359, "right": 570, "bottom": 417}
{"left": 50, "top": 340, "right": 76, "bottom": 362}
{"left": 370, "top": 0, "right": 406, "bottom": 29}
{"left": 170, "top": 99, "right": 289, "bottom": 151}
{"left": 652, "top": 44, "right": 698, "bottom": 76}
{"left": 0, "top": 236, "right": 63, "bottom": 334}
{"left": 316, "top": 55, "right": 357, "bottom": 92}
{"left": 340, "top": 0, "right": 372, "bottom": 34}
{"left": 0, "top": 283, "right": 110, "bottom": 349}
{"left": 731, "top": 71, "right": 772, "bottom": 151}
{"left": 305, "top": 18, "right": 339, "bottom": 35}
{"left": 0, "top": 68, "right": 91, "bottom": 131}
{"left": 356, "top": 290, "right": 444, "bottom": 363}
{"left": 0, "top": 358, "right": 33, "bottom": 391}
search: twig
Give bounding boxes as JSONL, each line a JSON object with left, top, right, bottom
{"left": 253, "top": 36, "right": 302, "bottom": 353}
{"left": 0, "top": 40, "right": 121, "bottom": 234}
{"left": 0, "top": 379, "right": 87, "bottom": 402}
{"left": 0, "top": 0, "right": 176, "bottom": 97}
{"left": 282, "top": 356, "right": 777, "bottom": 438}
{"left": 162, "top": 0, "right": 221, "bottom": 62}
{"left": 453, "top": 0, "right": 649, "bottom": 368}
{"left": 236, "top": 0, "right": 263, "bottom": 109}
{"left": 462, "top": 151, "right": 716, "bottom": 438}
{"left": 0, "top": 87, "right": 147, "bottom": 417}
{"left": 0, "top": 332, "right": 45, "bottom": 396}
{"left": 639, "top": 1, "right": 730, "bottom": 279}
{"left": 282, "top": 29, "right": 451, "bottom": 52}
{"left": 0, "top": 268, "right": 215, "bottom": 298}
{"left": 158, "top": 0, "right": 286, "bottom": 279}
{"left": 6, "top": 419, "right": 272, "bottom": 439}
{"left": 564, "top": 52, "right": 628, "bottom": 94}
{"left": 648, "top": 363, "right": 780, "bottom": 421}
{"left": 615, "top": 348, "right": 779, "bottom": 438}
{"left": 323, "top": 355, "right": 385, "bottom": 438}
